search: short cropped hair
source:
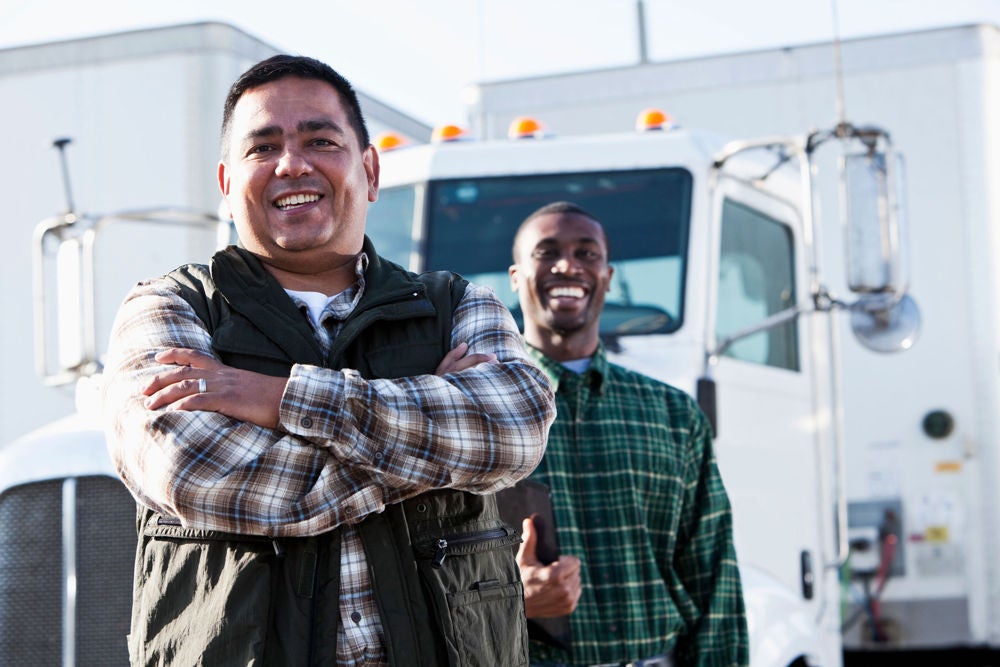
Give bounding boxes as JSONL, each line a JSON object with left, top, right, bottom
{"left": 220, "top": 54, "right": 370, "bottom": 159}
{"left": 511, "top": 201, "right": 608, "bottom": 262}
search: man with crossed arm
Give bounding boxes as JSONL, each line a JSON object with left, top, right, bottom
{"left": 103, "top": 55, "right": 554, "bottom": 666}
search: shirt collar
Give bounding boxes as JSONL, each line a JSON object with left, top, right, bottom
{"left": 285, "top": 251, "right": 369, "bottom": 329}
{"left": 525, "top": 341, "right": 607, "bottom": 394}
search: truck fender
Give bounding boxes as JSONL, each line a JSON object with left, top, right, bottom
{"left": 742, "top": 564, "right": 823, "bottom": 667}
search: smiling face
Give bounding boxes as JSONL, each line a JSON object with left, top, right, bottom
{"left": 510, "top": 211, "right": 613, "bottom": 360}
{"left": 218, "top": 76, "right": 379, "bottom": 289}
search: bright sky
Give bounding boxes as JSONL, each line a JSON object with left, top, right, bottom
{"left": 1, "top": 0, "right": 997, "bottom": 123}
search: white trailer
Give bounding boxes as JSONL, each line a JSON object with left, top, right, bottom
{"left": 458, "top": 22, "right": 1000, "bottom": 660}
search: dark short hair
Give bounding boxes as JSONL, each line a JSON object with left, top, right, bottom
{"left": 220, "top": 54, "right": 370, "bottom": 159}
{"left": 511, "top": 201, "right": 609, "bottom": 262}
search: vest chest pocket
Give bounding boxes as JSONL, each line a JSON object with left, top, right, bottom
{"left": 414, "top": 526, "right": 529, "bottom": 667}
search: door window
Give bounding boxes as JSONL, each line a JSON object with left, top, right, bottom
{"left": 717, "top": 199, "right": 799, "bottom": 370}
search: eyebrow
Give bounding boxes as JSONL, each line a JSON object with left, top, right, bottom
{"left": 299, "top": 118, "right": 345, "bottom": 134}
{"left": 243, "top": 118, "right": 346, "bottom": 142}
{"left": 535, "top": 236, "right": 603, "bottom": 246}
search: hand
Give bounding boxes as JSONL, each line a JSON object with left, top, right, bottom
{"left": 435, "top": 341, "right": 497, "bottom": 375}
{"left": 516, "top": 516, "right": 582, "bottom": 618}
{"left": 142, "top": 348, "right": 288, "bottom": 429}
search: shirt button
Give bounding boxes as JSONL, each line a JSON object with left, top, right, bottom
{"left": 374, "top": 451, "right": 385, "bottom": 461}
{"left": 351, "top": 611, "right": 362, "bottom": 624}
{"left": 300, "top": 416, "right": 313, "bottom": 428}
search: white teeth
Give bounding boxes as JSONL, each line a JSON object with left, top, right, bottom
{"left": 548, "top": 286, "right": 586, "bottom": 298}
{"left": 275, "top": 193, "right": 320, "bottom": 209}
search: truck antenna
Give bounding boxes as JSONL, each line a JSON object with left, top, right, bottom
{"left": 636, "top": 0, "right": 650, "bottom": 65}
{"left": 51, "top": 137, "right": 76, "bottom": 215}
{"left": 830, "top": 0, "right": 848, "bottom": 128}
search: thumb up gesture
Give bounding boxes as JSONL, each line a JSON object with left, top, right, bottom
{"left": 515, "top": 515, "right": 582, "bottom": 619}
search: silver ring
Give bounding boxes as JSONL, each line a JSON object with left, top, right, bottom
{"left": 197, "top": 378, "right": 207, "bottom": 394}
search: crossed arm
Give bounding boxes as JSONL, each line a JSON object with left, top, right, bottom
{"left": 103, "top": 278, "right": 554, "bottom": 538}
{"left": 141, "top": 341, "right": 490, "bottom": 430}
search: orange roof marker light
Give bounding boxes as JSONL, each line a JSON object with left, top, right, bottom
{"left": 508, "top": 116, "right": 547, "bottom": 140}
{"left": 373, "top": 131, "right": 409, "bottom": 153}
{"left": 635, "top": 108, "right": 678, "bottom": 132}
{"left": 431, "top": 124, "right": 469, "bottom": 143}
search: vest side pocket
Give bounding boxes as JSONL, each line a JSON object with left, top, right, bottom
{"left": 414, "top": 527, "right": 529, "bottom": 667}
{"left": 131, "top": 523, "right": 279, "bottom": 667}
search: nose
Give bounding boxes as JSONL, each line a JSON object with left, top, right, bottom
{"left": 275, "top": 147, "right": 312, "bottom": 178}
{"left": 551, "top": 256, "right": 580, "bottom": 274}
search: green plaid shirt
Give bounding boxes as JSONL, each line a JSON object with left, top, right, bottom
{"left": 526, "top": 345, "right": 748, "bottom": 667}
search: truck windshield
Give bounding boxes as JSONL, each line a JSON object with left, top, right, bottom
{"left": 369, "top": 168, "right": 692, "bottom": 337}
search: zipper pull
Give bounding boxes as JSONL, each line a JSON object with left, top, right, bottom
{"left": 432, "top": 538, "right": 449, "bottom": 569}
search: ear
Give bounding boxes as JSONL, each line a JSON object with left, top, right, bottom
{"left": 217, "top": 161, "right": 230, "bottom": 197}
{"left": 364, "top": 145, "right": 380, "bottom": 202}
{"left": 606, "top": 264, "right": 615, "bottom": 292}
{"left": 508, "top": 263, "right": 521, "bottom": 292}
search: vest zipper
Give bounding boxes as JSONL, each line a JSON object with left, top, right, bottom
{"left": 426, "top": 527, "right": 512, "bottom": 569}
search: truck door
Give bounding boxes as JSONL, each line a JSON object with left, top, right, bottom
{"left": 710, "top": 180, "right": 841, "bottom": 663}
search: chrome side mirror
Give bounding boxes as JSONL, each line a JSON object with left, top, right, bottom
{"left": 838, "top": 127, "right": 920, "bottom": 352}
{"left": 841, "top": 141, "right": 906, "bottom": 294}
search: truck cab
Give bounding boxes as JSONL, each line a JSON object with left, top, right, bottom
{"left": 367, "top": 120, "right": 912, "bottom": 667}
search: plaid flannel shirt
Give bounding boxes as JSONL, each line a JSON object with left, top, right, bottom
{"left": 526, "top": 345, "right": 748, "bottom": 667}
{"left": 103, "top": 260, "right": 554, "bottom": 666}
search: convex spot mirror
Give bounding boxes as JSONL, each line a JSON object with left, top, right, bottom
{"left": 850, "top": 293, "right": 920, "bottom": 353}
